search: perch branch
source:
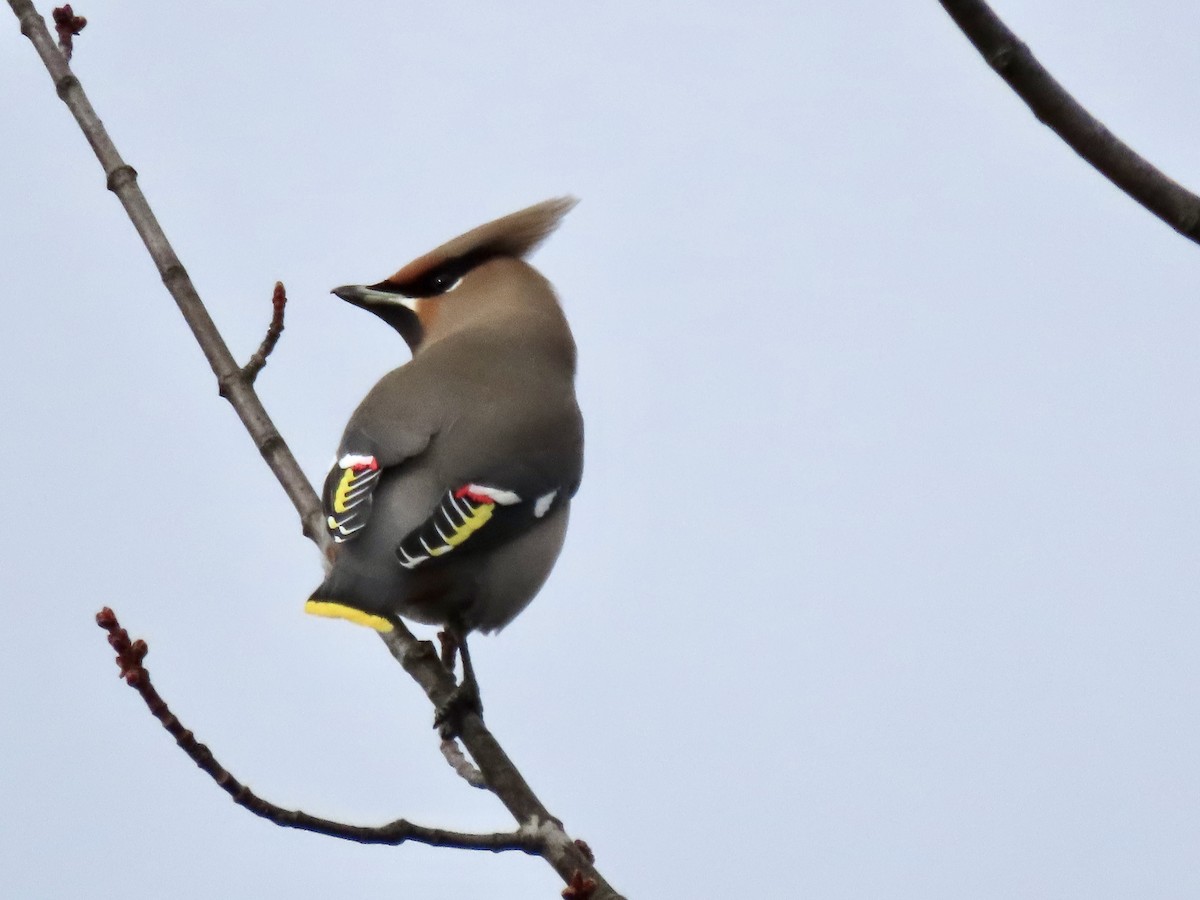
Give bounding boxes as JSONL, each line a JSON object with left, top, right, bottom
{"left": 95, "top": 608, "right": 541, "bottom": 854}
{"left": 938, "top": 0, "right": 1200, "bottom": 243}
{"left": 8, "top": 2, "right": 623, "bottom": 896}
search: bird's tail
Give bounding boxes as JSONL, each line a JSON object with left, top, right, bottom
{"left": 305, "top": 575, "right": 394, "bottom": 633}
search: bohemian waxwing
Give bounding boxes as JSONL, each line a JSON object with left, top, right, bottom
{"left": 306, "top": 198, "right": 584, "bottom": 688}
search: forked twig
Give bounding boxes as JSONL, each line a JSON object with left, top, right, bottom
{"left": 95, "top": 608, "right": 541, "bottom": 853}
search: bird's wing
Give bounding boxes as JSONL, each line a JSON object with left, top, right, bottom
{"left": 393, "top": 400, "right": 584, "bottom": 568}
{"left": 322, "top": 451, "right": 384, "bottom": 543}
{"left": 395, "top": 479, "right": 563, "bottom": 570}
{"left": 322, "top": 413, "right": 436, "bottom": 544}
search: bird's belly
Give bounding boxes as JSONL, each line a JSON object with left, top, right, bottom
{"left": 461, "top": 500, "right": 571, "bottom": 633}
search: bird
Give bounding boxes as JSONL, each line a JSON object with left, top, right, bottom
{"left": 306, "top": 197, "right": 584, "bottom": 730}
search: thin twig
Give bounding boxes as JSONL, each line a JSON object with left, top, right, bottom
{"left": 938, "top": 0, "right": 1200, "bottom": 243}
{"left": 239, "top": 281, "right": 287, "bottom": 384}
{"left": 8, "top": 3, "right": 623, "bottom": 896}
{"left": 95, "top": 608, "right": 541, "bottom": 853}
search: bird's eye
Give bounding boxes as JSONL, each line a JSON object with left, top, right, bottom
{"left": 395, "top": 257, "right": 481, "bottom": 297}
{"left": 428, "top": 270, "right": 462, "bottom": 295}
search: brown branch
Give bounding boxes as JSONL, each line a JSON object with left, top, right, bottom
{"left": 8, "top": 2, "right": 624, "bottom": 897}
{"left": 938, "top": 0, "right": 1200, "bottom": 244}
{"left": 238, "top": 281, "right": 287, "bottom": 385}
{"left": 95, "top": 608, "right": 541, "bottom": 854}
{"left": 9, "top": 0, "right": 328, "bottom": 548}
{"left": 375, "top": 629, "right": 619, "bottom": 892}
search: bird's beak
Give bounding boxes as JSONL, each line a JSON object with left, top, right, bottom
{"left": 331, "top": 284, "right": 419, "bottom": 312}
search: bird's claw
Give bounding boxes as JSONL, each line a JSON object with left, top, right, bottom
{"left": 434, "top": 680, "right": 483, "bottom": 739}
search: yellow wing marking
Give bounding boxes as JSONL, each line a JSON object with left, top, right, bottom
{"left": 440, "top": 501, "right": 494, "bottom": 550}
{"left": 332, "top": 468, "right": 359, "bottom": 514}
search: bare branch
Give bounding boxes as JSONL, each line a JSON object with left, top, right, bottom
{"left": 939, "top": 0, "right": 1200, "bottom": 244}
{"left": 239, "top": 281, "right": 287, "bottom": 385}
{"left": 9, "top": 3, "right": 624, "bottom": 896}
{"left": 95, "top": 608, "right": 540, "bottom": 854}
{"left": 8, "top": 0, "right": 328, "bottom": 548}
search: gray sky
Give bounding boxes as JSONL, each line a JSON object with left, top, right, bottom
{"left": 3, "top": 2, "right": 1199, "bottom": 897}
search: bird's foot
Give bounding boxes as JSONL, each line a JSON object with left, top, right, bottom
{"left": 434, "top": 626, "right": 483, "bottom": 739}
{"left": 437, "top": 629, "right": 459, "bottom": 670}
{"left": 434, "top": 680, "right": 483, "bottom": 740}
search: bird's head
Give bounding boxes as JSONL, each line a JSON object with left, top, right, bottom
{"left": 332, "top": 197, "right": 578, "bottom": 354}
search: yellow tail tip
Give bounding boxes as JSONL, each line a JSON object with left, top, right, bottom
{"left": 304, "top": 600, "right": 394, "bottom": 633}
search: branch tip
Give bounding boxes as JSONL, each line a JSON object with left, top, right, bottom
{"left": 241, "top": 281, "right": 288, "bottom": 383}
{"left": 51, "top": 4, "right": 85, "bottom": 60}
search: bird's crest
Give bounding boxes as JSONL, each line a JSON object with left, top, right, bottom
{"left": 386, "top": 196, "right": 578, "bottom": 286}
